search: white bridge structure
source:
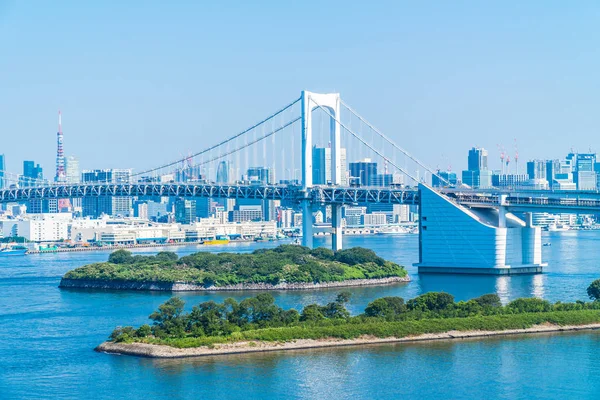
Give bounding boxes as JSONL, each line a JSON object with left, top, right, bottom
{"left": 2, "top": 91, "right": 600, "bottom": 275}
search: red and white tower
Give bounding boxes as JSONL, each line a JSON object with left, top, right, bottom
{"left": 55, "top": 110, "right": 66, "bottom": 182}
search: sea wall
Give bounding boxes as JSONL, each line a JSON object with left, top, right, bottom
{"left": 59, "top": 276, "right": 410, "bottom": 291}
{"left": 95, "top": 323, "right": 600, "bottom": 359}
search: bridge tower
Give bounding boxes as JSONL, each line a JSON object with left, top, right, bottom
{"left": 300, "top": 91, "right": 343, "bottom": 250}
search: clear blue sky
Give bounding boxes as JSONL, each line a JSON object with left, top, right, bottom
{"left": 1, "top": 1, "right": 599, "bottom": 176}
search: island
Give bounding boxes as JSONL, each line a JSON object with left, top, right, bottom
{"left": 96, "top": 280, "right": 600, "bottom": 358}
{"left": 59, "top": 245, "right": 409, "bottom": 291}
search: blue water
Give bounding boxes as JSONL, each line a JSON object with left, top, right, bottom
{"left": 1, "top": 232, "right": 600, "bottom": 399}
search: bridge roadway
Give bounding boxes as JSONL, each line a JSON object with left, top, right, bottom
{"left": 2, "top": 183, "right": 600, "bottom": 212}
{"left": 0, "top": 183, "right": 420, "bottom": 205}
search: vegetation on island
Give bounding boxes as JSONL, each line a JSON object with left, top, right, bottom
{"left": 62, "top": 245, "right": 407, "bottom": 287}
{"left": 107, "top": 279, "right": 600, "bottom": 348}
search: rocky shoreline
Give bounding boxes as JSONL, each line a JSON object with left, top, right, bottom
{"left": 96, "top": 323, "right": 600, "bottom": 359}
{"left": 59, "top": 276, "right": 410, "bottom": 291}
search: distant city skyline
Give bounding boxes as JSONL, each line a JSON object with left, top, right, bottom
{"left": 2, "top": 2, "right": 600, "bottom": 177}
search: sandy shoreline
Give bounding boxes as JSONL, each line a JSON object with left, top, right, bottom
{"left": 60, "top": 276, "right": 410, "bottom": 291}
{"left": 96, "top": 323, "right": 600, "bottom": 359}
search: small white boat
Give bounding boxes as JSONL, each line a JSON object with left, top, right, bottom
{"left": 0, "top": 246, "right": 28, "bottom": 256}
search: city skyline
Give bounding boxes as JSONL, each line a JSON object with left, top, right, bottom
{"left": 2, "top": 2, "right": 600, "bottom": 174}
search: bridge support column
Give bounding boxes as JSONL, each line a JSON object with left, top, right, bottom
{"left": 498, "top": 206, "right": 507, "bottom": 228}
{"left": 301, "top": 200, "right": 313, "bottom": 248}
{"left": 331, "top": 204, "right": 343, "bottom": 251}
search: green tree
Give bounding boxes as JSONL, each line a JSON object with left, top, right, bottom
{"left": 473, "top": 294, "right": 502, "bottom": 308}
{"left": 136, "top": 324, "right": 152, "bottom": 337}
{"left": 149, "top": 297, "right": 187, "bottom": 336}
{"left": 336, "top": 291, "right": 352, "bottom": 304}
{"left": 587, "top": 279, "right": 600, "bottom": 301}
{"left": 407, "top": 292, "right": 455, "bottom": 312}
{"left": 364, "top": 297, "right": 406, "bottom": 318}
{"left": 155, "top": 251, "right": 179, "bottom": 262}
{"left": 108, "top": 249, "right": 134, "bottom": 264}
{"left": 334, "top": 247, "right": 385, "bottom": 266}
{"left": 300, "top": 304, "right": 325, "bottom": 322}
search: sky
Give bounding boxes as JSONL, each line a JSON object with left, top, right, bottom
{"left": 1, "top": 1, "right": 599, "bottom": 177}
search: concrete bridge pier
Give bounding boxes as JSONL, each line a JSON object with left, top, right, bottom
{"left": 331, "top": 204, "right": 343, "bottom": 251}
{"left": 301, "top": 200, "right": 313, "bottom": 248}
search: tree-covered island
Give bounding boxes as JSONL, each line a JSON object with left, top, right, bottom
{"left": 97, "top": 280, "right": 600, "bottom": 358}
{"left": 60, "top": 245, "right": 409, "bottom": 291}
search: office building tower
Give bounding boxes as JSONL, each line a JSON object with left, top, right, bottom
{"left": 81, "top": 169, "right": 132, "bottom": 217}
{"left": 349, "top": 158, "right": 377, "bottom": 186}
{"left": 432, "top": 171, "right": 457, "bottom": 187}
{"left": 0, "top": 154, "right": 5, "bottom": 189}
{"left": 216, "top": 161, "right": 230, "bottom": 184}
{"left": 527, "top": 160, "right": 547, "bottom": 180}
{"left": 175, "top": 199, "right": 196, "bottom": 224}
{"left": 462, "top": 147, "right": 491, "bottom": 188}
{"left": 247, "top": 167, "right": 271, "bottom": 184}
{"left": 65, "top": 156, "right": 80, "bottom": 183}
{"left": 22, "top": 161, "right": 43, "bottom": 187}
{"left": 468, "top": 147, "right": 488, "bottom": 171}
{"left": 312, "top": 146, "right": 347, "bottom": 185}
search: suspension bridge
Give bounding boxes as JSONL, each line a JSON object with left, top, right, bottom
{"left": 1, "top": 91, "right": 600, "bottom": 274}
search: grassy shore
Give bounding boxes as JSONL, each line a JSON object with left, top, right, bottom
{"left": 123, "top": 310, "right": 600, "bottom": 349}
{"left": 99, "top": 280, "right": 600, "bottom": 359}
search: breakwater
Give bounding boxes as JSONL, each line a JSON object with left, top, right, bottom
{"left": 95, "top": 323, "right": 600, "bottom": 359}
{"left": 59, "top": 276, "right": 410, "bottom": 291}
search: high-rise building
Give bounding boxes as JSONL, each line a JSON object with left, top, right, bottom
{"left": 247, "top": 167, "right": 271, "bottom": 184}
{"left": 65, "top": 156, "right": 80, "bottom": 184}
{"left": 527, "top": 160, "right": 546, "bottom": 180}
{"left": 312, "top": 146, "right": 347, "bottom": 185}
{"left": 0, "top": 154, "right": 5, "bottom": 189}
{"left": 22, "top": 161, "right": 43, "bottom": 187}
{"left": 568, "top": 153, "right": 597, "bottom": 190}
{"left": 216, "top": 161, "right": 230, "bottom": 184}
{"left": 81, "top": 169, "right": 132, "bottom": 217}
{"left": 432, "top": 171, "right": 457, "bottom": 187}
{"left": 349, "top": 158, "right": 377, "bottom": 186}
{"left": 175, "top": 199, "right": 196, "bottom": 224}
{"left": 462, "top": 147, "right": 491, "bottom": 188}
{"left": 467, "top": 147, "right": 488, "bottom": 171}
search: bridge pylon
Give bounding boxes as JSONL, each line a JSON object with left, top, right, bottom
{"left": 300, "top": 90, "right": 342, "bottom": 250}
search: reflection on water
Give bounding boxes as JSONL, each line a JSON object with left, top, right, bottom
{"left": 2, "top": 231, "right": 600, "bottom": 399}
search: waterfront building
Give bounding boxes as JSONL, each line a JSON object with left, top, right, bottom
{"left": 343, "top": 206, "right": 367, "bottom": 226}
{"left": 293, "top": 212, "right": 303, "bottom": 227}
{"left": 349, "top": 158, "right": 377, "bottom": 186}
{"left": 361, "top": 213, "right": 387, "bottom": 226}
{"left": 175, "top": 199, "right": 196, "bottom": 224}
{"left": 229, "top": 205, "right": 262, "bottom": 222}
{"left": 0, "top": 213, "right": 71, "bottom": 242}
{"left": 278, "top": 208, "right": 294, "bottom": 229}
{"left": 313, "top": 210, "right": 324, "bottom": 224}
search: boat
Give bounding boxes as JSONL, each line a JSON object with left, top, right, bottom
{"left": 543, "top": 242, "right": 552, "bottom": 247}
{"left": 546, "top": 223, "right": 571, "bottom": 232}
{"left": 376, "top": 226, "right": 412, "bottom": 235}
{"left": 203, "top": 236, "right": 230, "bottom": 245}
{"left": 0, "top": 246, "right": 28, "bottom": 256}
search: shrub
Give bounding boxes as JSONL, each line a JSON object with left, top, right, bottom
{"left": 364, "top": 297, "right": 406, "bottom": 318}
{"left": 506, "top": 298, "right": 551, "bottom": 313}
